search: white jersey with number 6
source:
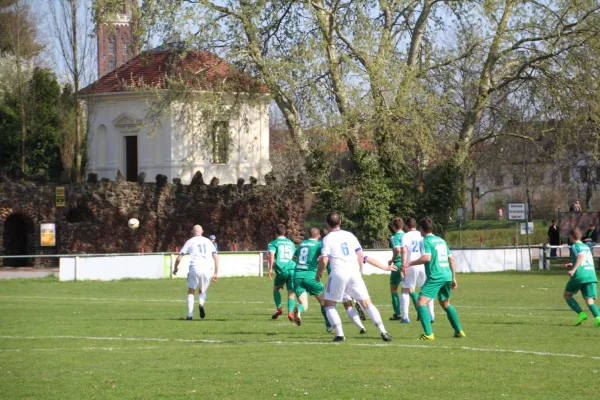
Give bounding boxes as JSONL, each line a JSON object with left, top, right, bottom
{"left": 321, "top": 230, "right": 362, "bottom": 273}
{"left": 401, "top": 230, "right": 423, "bottom": 264}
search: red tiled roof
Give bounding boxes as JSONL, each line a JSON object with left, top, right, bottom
{"left": 80, "top": 50, "right": 268, "bottom": 95}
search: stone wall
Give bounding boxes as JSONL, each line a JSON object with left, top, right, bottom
{"left": 0, "top": 176, "right": 307, "bottom": 265}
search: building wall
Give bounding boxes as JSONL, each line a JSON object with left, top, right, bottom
{"left": 97, "top": 1, "right": 138, "bottom": 78}
{"left": 86, "top": 93, "right": 271, "bottom": 184}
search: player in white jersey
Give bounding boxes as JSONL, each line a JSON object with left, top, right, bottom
{"left": 174, "top": 225, "right": 219, "bottom": 320}
{"left": 401, "top": 218, "right": 434, "bottom": 323}
{"left": 317, "top": 212, "right": 393, "bottom": 342}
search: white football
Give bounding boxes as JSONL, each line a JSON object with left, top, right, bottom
{"left": 128, "top": 218, "right": 140, "bottom": 230}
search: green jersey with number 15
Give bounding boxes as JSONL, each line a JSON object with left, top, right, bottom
{"left": 267, "top": 237, "right": 296, "bottom": 273}
{"left": 294, "top": 239, "right": 322, "bottom": 279}
{"left": 421, "top": 234, "right": 452, "bottom": 282}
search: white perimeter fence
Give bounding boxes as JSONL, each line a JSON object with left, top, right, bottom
{"left": 0, "top": 246, "right": 554, "bottom": 281}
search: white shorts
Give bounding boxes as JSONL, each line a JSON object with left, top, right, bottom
{"left": 402, "top": 265, "right": 426, "bottom": 290}
{"left": 187, "top": 267, "right": 213, "bottom": 292}
{"left": 324, "top": 270, "right": 370, "bottom": 302}
{"left": 342, "top": 293, "right": 352, "bottom": 303}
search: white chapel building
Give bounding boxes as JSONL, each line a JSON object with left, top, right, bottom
{"left": 81, "top": 5, "right": 271, "bottom": 185}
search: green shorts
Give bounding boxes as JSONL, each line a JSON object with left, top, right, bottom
{"left": 295, "top": 277, "right": 324, "bottom": 298}
{"left": 390, "top": 269, "right": 402, "bottom": 287}
{"left": 420, "top": 279, "right": 452, "bottom": 301}
{"left": 565, "top": 280, "right": 597, "bottom": 299}
{"left": 274, "top": 270, "right": 295, "bottom": 291}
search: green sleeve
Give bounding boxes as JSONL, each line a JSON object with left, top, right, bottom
{"left": 293, "top": 245, "right": 300, "bottom": 259}
{"left": 267, "top": 241, "right": 276, "bottom": 255}
{"left": 423, "top": 239, "right": 433, "bottom": 255}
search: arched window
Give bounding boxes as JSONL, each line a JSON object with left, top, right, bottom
{"left": 96, "top": 125, "right": 108, "bottom": 166}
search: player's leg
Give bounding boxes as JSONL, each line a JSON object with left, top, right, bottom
{"left": 342, "top": 296, "right": 366, "bottom": 333}
{"left": 286, "top": 272, "right": 296, "bottom": 321}
{"left": 389, "top": 270, "right": 402, "bottom": 320}
{"left": 197, "top": 271, "right": 212, "bottom": 319}
{"left": 186, "top": 271, "right": 199, "bottom": 320}
{"left": 294, "top": 288, "right": 308, "bottom": 326}
{"left": 314, "top": 293, "right": 332, "bottom": 332}
{"left": 348, "top": 275, "right": 391, "bottom": 341}
{"left": 324, "top": 272, "right": 348, "bottom": 341}
{"left": 564, "top": 280, "right": 587, "bottom": 325}
{"left": 417, "top": 268, "right": 434, "bottom": 322}
{"left": 581, "top": 283, "right": 600, "bottom": 327}
{"left": 272, "top": 273, "right": 285, "bottom": 319}
{"left": 400, "top": 267, "right": 417, "bottom": 323}
{"left": 415, "top": 279, "right": 442, "bottom": 339}
{"left": 438, "top": 283, "right": 464, "bottom": 338}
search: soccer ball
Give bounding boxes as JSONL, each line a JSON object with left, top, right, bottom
{"left": 128, "top": 218, "right": 140, "bottom": 230}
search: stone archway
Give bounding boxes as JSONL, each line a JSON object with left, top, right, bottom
{"left": 3, "top": 214, "right": 34, "bottom": 267}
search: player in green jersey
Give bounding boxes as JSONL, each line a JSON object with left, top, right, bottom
{"left": 267, "top": 224, "right": 296, "bottom": 321}
{"left": 387, "top": 217, "right": 404, "bottom": 320}
{"left": 405, "top": 217, "right": 465, "bottom": 340}
{"left": 292, "top": 227, "right": 330, "bottom": 328}
{"left": 563, "top": 228, "right": 600, "bottom": 327}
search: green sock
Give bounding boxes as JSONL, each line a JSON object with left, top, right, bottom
{"left": 321, "top": 305, "right": 331, "bottom": 328}
{"left": 417, "top": 305, "right": 433, "bottom": 335}
{"left": 566, "top": 298, "right": 583, "bottom": 314}
{"left": 410, "top": 292, "right": 419, "bottom": 306}
{"left": 287, "top": 297, "right": 295, "bottom": 312}
{"left": 273, "top": 290, "right": 282, "bottom": 309}
{"left": 298, "top": 304, "right": 305, "bottom": 313}
{"left": 588, "top": 303, "right": 600, "bottom": 318}
{"left": 445, "top": 305, "right": 463, "bottom": 334}
{"left": 391, "top": 292, "right": 400, "bottom": 316}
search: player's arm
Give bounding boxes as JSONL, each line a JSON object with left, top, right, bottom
{"left": 365, "top": 256, "right": 398, "bottom": 272}
{"left": 356, "top": 249, "right": 364, "bottom": 273}
{"left": 401, "top": 245, "right": 409, "bottom": 268}
{"left": 568, "top": 253, "right": 585, "bottom": 277}
{"left": 317, "top": 256, "right": 328, "bottom": 282}
{"left": 449, "top": 254, "right": 457, "bottom": 289}
{"left": 212, "top": 253, "right": 219, "bottom": 281}
{"left": 390, "top": 246, "right": 401, "bottom": 266}
{"left": 267, "top": 251, "right": 275, "bottom": 280}
{"left": 173, "top": 254, "right": 184, "bottom": 276}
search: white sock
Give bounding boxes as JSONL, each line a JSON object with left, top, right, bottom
{"left": 401, "top": 292, "right": 410, "bottom": 319}
{"left": 326, "top": 306, "right": 344, "bottom": 337}
{"left": 187, "top": 294, "right": 194, "bottom": 317}
{"left": 345, "top": 306, "right": 365, "bottom": 330}
{"left": 427, "top": 300, "right": 435, "bottom": 320}
{"left": 366, "top": 304, "right": 386, "bottom": 334}
{"left": 198, "top": 292, "right": 206, "bottom": 306}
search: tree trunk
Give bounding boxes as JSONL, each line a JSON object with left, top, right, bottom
{"left": 72, "top": 0, "right": 82, "bottom": 182}
{"left": 471, "top": 172, "right": 478, "bottom": 220}
{"left": 15, "top": 1, "right": 27, "bottom": 173}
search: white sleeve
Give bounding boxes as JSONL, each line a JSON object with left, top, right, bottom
{"left": 210, "top": 241, "right": 217, "bottom": 254}
{"left": 180, "top": 240, "right": 191, "bottom": 255}
{"left": 352, "top": 235, "right": 362, "bottom": 253}
{"left": 321, "top": 237, "right": 331, "bottom": 257}
{"left": 400, "top": 234, "right": 409, "bottom": 248}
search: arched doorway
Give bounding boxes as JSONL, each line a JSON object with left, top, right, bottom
{"left": 3, "top": 214, "right": 34, "bottom": 267}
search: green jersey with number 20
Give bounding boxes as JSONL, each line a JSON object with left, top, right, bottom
{"left": 267, "top": 237, "right": 296, "bottom": 274}
{"left": 421, "top": 234, "right": 452, "bottom": 282}
{"left": 570, "top": 242, "right": 598, "bottom": 284}
{"left": 294, "top": 239, "right": 322, "bottom": 279}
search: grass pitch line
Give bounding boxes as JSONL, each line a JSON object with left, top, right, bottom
{"left": 0, "top": 295, "right": 565, "bottom": 311}
{"left": 1, "top": 334, "right": 600, "bottom": 361}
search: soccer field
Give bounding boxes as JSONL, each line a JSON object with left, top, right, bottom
{"left": 0, "top": 271, "right": 599, "bottom": 399}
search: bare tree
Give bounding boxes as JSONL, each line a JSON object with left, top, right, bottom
{"left": 50, "top": 0, "right": 95, "bottom": 182}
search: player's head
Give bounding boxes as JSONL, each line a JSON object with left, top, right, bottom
{"left": 326, "top": 212, "right": 342, "bottom": 229}
{"left": 209, "top": 235, "right": 216, "bottom": 241}
{"left": 309, "top": 227, "right": 320, "bottom": 239}
{"left": 418, "top": 217, "right": 434, "bottom": 235}
{"left": 192, "top": 225, "right": 203, "bottom": 236}
{"left": 590, "top": 222, "right": 595, "bottom": 229}
{"left": 275, "top": 224, "right": 287, "bottom": 236}
{"left": 570, "top": 227, "right": 582, "bottom": 241}
{"left": 406, "top": 218, "right": 417, "bottom": 230}
{"left": 320, "top": 228, "right": 329, "bottom": 238}
{"left": 391, "top": 217, "right": 403, "bottom": 232}
{"left": 552, "top": 219, "right": 556, "bottom": 225}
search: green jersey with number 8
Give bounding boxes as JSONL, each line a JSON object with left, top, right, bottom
{"left": 421, "top": 234, "right": 452, "bottom": 282}
{"left": 267, "top": 237, "right": 296, "bottom": 274}
{"left": 294, "top": 239, "right": 322, "bottom": 279}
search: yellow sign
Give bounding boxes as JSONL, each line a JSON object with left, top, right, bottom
{"left": 56, "top": 187, "right": 65, "bottom": 207}
{"left": 40, "top": 223, "right": 56, "bottom": 247}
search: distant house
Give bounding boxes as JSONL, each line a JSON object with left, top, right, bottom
{"left": 80, "top": 47, "right": 271, "bottom": 184}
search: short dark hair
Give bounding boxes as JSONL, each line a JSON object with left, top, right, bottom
{"left": 406, "top": 218, "right": 417, "bottom": 229}
{"left": 309, "top": 227, "right": 320, "bottom": 238}
{"left": 392, "top": 217, "right": 404, "bottom": 231}
{"left": 326, "top": 212, "right": 342, "bottom": 228}
{"left": 419, "top": 217, "right": 434, "bottom": 234}
{"left": 275, "top": 224, "right": 287, "bottom": 236}
{"left": 570, "top": 228, "right": 582, "bottom": 240}
{"left": 320, "top": 228, "right": 329, "bottom": 237}
{"left": 552, "top": 219, "right": 556, "bottom": 223}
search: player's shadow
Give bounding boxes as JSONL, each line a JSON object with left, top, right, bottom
{"left": 172, "top": 317, "right": 229, "bottom": 322}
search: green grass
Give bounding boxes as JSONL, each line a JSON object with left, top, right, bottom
{"left": 446, "top": 219, "right": 552, "bottom": 247}
{"left": 1, "top": 271, "right": 599, "bottom": 399}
